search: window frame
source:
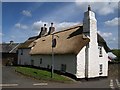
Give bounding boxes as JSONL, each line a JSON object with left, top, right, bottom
{"left": 40, "top": 58, "right": 42, "bottom": 64}
{"left": 20, "top": 49, "right": 23, "bottom": 55}
{"left": 61, "top": 64, "right": 67, "bottom": 72}
{"left": 99, "top": 64, "right": 103, "bottom": 75}
{"left": 98, "top": 46, "right": 103, "bottom": 57}
{"left": 31, "top": 59, "right": 34, "bottom": 66}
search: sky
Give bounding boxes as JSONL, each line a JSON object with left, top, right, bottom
{"left": 1, "top": 1, "right": 120, "bottom": 49}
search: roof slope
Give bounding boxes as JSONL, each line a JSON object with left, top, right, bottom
{"left": 18, "top": 24, "right": 110, "bottom": 54}
{"left": 97, "top": 34, "right": 110, "bottom": 52}
{"left": 0, "top": 43, "right": 19, "bottom": 53}
{"left": 30, "top": 25, "right": 90, "bottom": 55}
{"left": 17, "top": 37, "right": 37, "bottom": 49}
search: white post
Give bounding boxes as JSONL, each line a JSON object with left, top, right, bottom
{"left": 51, "top": 34, "right": 54, "bottom": 78}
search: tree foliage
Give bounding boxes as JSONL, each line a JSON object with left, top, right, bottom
{"left": 111, "top": 49, "right": 120, "bottom": 61}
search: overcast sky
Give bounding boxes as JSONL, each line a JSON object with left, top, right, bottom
{"left": 1, "top": 1, "right": 120, "bottom": 49}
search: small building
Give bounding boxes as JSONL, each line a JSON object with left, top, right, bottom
{"left": 18, "top": 6, "right": 110, "bottom": 79}
{"left": 17, "top": 36, "right": 38, "bottom": 65}
{"left": 0, "top": 41, "right": 20, "bottom": 66}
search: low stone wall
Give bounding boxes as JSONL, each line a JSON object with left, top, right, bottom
{"left": 108, "top": 63, "right": 120, "bottom": 79}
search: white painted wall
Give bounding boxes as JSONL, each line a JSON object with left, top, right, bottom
{"left": 18, "top": 49, "right": 31, "bottom": 65}
{"left": 99, "top": 47, "right": 108, "bottom": 77}
{"left": 83, "top": 10, "right": 99, "bottom": 78}
{"left": 76, "top": 46, "right": 86, "bottom": 78}
{"left": 88, "top": 43, "right": 99, "bottom": 78}
{"left": 31, "top": 54, "right": 77, "bottom": 75}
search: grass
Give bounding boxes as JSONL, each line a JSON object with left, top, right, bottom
{"left": 15, "top": 66, "right": 73, "bottom": 83}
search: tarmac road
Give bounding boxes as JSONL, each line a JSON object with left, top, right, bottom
{"left": 1, "top": 66, "right": 120, "bottom": 89}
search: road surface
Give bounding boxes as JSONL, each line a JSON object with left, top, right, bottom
{"left": 1, "top": 66, "right": 120, "bottom": 89}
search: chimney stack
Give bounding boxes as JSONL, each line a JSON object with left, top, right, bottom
{"left": 10, "top": 40, "right": 14, "bottom": 45}
{"left": 48, "top": 23, "right": 55, "bottom": 35}
{"left": 39, "top": 24, "right": 47, "bottom": 37}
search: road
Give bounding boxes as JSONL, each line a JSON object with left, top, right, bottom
{"left": 1, "top": 66, "right": 120, "bottom": 89}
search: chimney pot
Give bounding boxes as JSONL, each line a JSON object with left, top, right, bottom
{"left": 88, "top": 5, "right": 91, "bottom": 11}
{"left": 44, "top": 24, "right": 46, "bottom": 27}
{"left": 51, "top": 22, "right": 53, "bottom": 27}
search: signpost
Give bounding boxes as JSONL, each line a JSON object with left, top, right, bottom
{"left": 51, "top": 34, "right": 54, "bottom": 78}
{"left": 50, "top": 23, "right": 59, "bottom": 78}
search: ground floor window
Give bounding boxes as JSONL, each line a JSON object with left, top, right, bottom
{"left": 40, "top": 58, "right": 42, "bottom": 64}
{"left": 31, "top": 60, "right": 34, "bottom": 66}
{"left": 47, "top": 65, "right": 50, "bottom": 69}
{"left": 99, "top": 64, "right": 103, "bottom": 75}
{"left": 61, "top": 64, "right": 66, "bottom": 72}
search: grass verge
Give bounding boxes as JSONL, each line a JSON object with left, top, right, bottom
{"left": 15, "top": 66, "right": 73, "bottom": 83}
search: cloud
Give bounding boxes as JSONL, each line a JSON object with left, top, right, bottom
{"left": 32, "top": 21, "right": 48, "bottom": 31}
{"left": 21, "top": 10, "right": 32, "bottom": 17}
{"left": 98, "top": 31, "right": 112, "bottom": 38}
{"left": 75, "top": 1, "right": 118, "bottom": 15}
{"left": 105, "top": 17, "right": 120, "bottom": 26}
{"left": 10, "top": 35, "right": 15, "bottom": 39}
{"left": 55, "top": 22, "right": 79, "bottom": 31}
{"left": 98, "top": 31, "right": 117, "bottom": 44}
{"left": 15, "top": 23, "right": 29, "bottom": 30}
{"left": 32, "top": 20, "right": 79, "bottom": 32}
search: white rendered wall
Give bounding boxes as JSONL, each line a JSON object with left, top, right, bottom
{"left": 31, "top": 54, "right": 77, "bottom": 75}
{"left": 18, "top": 49, "right": 31, "bottom": 65}
{"left": 83, "top": 10, "right": 99, "bottom": 78}
{"left": 76, "top": 46, "right": 86, "bottom": 78}
{"left": 99, "top": 47, "right": 108, "bottom": 77}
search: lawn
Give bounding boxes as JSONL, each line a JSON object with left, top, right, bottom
{"left": 15, "top": 66, "right": 73, "bottom": 83}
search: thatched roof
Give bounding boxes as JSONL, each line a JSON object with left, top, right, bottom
{"left": 30, "top": 25, "right": 90, "bottom": 55}
{"left": 18, "top": 24, "right": 110, "bottom": 54}
{"left": 0, "top": 43, "right": 19, "bottom": 53}
{"left": 17, "top": 38, "right": 36, "bottom": 49}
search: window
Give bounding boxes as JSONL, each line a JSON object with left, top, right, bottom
{"left": 31, "top": 60, "right": 34, "bottom": 66}
{"left": 21, "top": 49, "right": 23, "bottom": 55}
{"left": 40, "top": 58, "right": 42, "bottom": 64}
{"left": 98, "top": 46, "right": 102, "bottom": 57}
{"left": 47, "top": 65, "right": 50, "bottom": 69}
{"left": 61, "top": 64, "right": 66, "bottom": 72}
{"left": 99, "top": 64, "right": 103, "bottom": 75}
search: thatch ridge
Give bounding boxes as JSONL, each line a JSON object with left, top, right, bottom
{"left": 30, "top": 25, "right": 90, "bottom": 55}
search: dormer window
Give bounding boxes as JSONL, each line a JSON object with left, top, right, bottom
{"left": 98, "top": 46, "right": 102, "bottom": 57}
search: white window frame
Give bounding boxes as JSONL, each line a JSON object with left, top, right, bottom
{"left": 98, "top": 46, "right": 103, "bottom": 57}
{"left": 99, "top": 64, "right": 103, "bottom": 75}
{"left": 40, "top": 58, "right": 42, "bottom": 64}
{"left": 31, "top": 60, "right": 34, "bottom": 66}
{"left": 21, "top": 49, "right": 23, "bottom": 55}
{"left": 61, "top": 64, "right": 66, "bottom": 72}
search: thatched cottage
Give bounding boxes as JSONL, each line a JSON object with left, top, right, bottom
{"left": 18, "top": 6, "right": 110, "bottom": 79}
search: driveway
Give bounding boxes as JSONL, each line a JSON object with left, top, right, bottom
{"left": 1, "top": 66, "right": 120, "bottom": 89}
